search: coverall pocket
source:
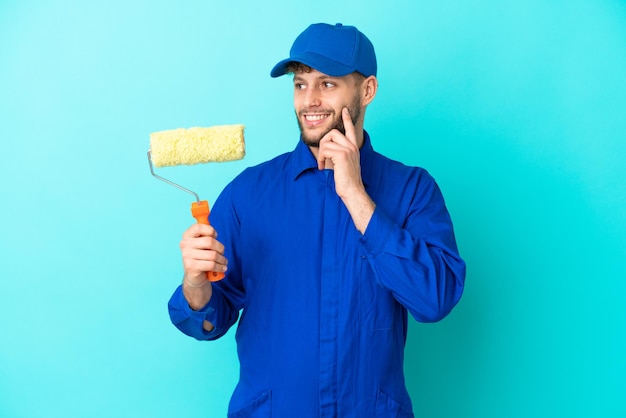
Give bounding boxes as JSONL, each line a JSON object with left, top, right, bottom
{"left": 376, "top": 390, "right": 414, "bottom": 418}
{"left": 227, "top": 390, "right": 272, "bottom": 418}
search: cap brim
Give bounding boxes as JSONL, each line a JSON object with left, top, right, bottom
{"left": 270, "top": 58, "right": 293, "bottom": 78}
{"left": 270, "top": 53, "right": 355, "bottom": 78}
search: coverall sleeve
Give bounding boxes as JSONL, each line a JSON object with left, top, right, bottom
{"left": 167, "top": 284, "right": 240, "bottom": 341}
{"left": 360, "top": 172, "right": 466, "bottom": 323}
{"left": 167, "top": 183, "right": 245, "bottom": 340}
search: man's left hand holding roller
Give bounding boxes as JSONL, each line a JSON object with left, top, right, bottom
{"left": 180, "top": 223, "right": 228, "bottom": 332}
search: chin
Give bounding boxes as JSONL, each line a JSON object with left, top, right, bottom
{"left": 298, "top": 125, "right": 328, "bottom": 148}
{"left": 301, "top": 136, "right": 321, "bottom": 147}
{"left": 296, "top": 110, "right": 349, "bottom": 147}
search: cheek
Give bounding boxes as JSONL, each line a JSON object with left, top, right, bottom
{"left": 294, "top": 92, "right": 308, "bottom": 111}
{"left": 330, "top": 91, "right": 355, "bottom": 109}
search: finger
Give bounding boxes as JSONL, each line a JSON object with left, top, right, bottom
{"left": 317, "top": 129, "right": 346, "bottom": 169}
{"left": 184, "top": 257, "right": 228, "bottom": 276}
{"left": 181, "top": 234, "right": 225, "bottom": 254}
{"left": 186, "top": 247, "right": 228, "bottom": 267}
{"left": 318, "top": 130, "right": 358, "bottom": 170}
{"left": 183, "top": 223, "right": 217, "bottom": 239}
{"left": 317, "top": 131, "right": 334, "bottom": 170}
{"left": 182, "top": 246, "right": 228, "bottom": 276}
{"left": 341, "top": 107, "right": 357, "bottom": 147}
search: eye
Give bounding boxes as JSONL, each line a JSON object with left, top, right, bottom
{"left": 294, "top": 82, "right": 306, "bottom": 90}
{"left": 323, "top": 81, "right": 335, "bottom": 88}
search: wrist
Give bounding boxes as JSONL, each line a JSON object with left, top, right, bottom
{"left": 183, "top": 276, "right": 210, "bottom": 289}
{"left": 181, "top": 274, "right": 213, "bottom": 312}
{"left": 342, "top": 190, "right": 375, "bottom": 234}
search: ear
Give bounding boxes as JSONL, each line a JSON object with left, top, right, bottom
{"left": 361, "top": 75, "right": 378, "bottom": 106}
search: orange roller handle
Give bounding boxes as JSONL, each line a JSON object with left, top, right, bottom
{"left": 191, "top": 200, "right": 225, "bottom": 282}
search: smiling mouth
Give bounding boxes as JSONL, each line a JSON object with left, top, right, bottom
{"left": 304, "top": 113, "right": 330, "bottom": 122}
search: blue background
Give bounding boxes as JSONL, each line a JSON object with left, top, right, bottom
{"left": 1, "top": 1, "right": 625, "bottom": 417}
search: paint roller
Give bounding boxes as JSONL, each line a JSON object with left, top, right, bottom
{"left": 147, "top": 125, "right": 245, "bottom": 282}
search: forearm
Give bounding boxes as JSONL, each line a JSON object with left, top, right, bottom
{"left": 340, "top": 186, "right": 376, "bottom": 234}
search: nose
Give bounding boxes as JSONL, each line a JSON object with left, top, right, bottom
{"left": 303, "top": 86, "right": 321, "bottom": 108}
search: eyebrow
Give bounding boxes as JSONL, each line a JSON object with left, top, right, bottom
{"left": 293, "top": 74, "right": 344, "bottom": 84}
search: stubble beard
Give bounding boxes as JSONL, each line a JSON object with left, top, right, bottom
{"left": 297, "top": 95, "right": 362, "bottom": 148}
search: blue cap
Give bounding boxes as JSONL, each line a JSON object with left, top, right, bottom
{"left": 270, "top": 23, "right": 377, "bottom": 78}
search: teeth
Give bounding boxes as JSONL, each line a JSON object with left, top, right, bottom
{"left": 305, "top": 114, "right": 329, "bottom": 121}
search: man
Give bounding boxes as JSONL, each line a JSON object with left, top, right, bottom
{"left": 168, "top": 23, "right": 465, "bottom": 417}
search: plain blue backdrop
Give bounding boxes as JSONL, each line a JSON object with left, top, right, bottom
{"left": 1, "top": 1, "right": 625, "bottom": 417}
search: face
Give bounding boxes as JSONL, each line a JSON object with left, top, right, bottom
{"left": 292, "top": 69, "right": 363, "bottom": 147}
